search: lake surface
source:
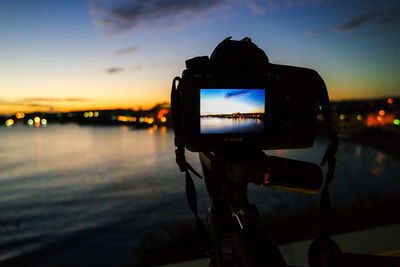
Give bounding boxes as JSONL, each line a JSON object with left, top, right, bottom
{"left": 0, "top": 124, "right": 399, "bottom": 266}
{"left": 201, "top": 117, "right": 264, "bottom": 133}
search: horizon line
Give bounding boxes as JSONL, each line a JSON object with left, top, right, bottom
{"left": 0, "top": 102, "right": 171, "bottom": 117}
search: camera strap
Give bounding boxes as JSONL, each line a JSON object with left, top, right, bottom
{"left": 171, "top": 77, "right": 210, "bottom": 253}
{"left": 318, "top": 75, "right": 338, "bottom": 237}
{"left": 308, "top": 75, "right": 341, "bottom": 266}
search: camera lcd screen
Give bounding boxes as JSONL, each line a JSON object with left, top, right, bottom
{"left": 200, "top": 89, "right": 265, "bottom": 134}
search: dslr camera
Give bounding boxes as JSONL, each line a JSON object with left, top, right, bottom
{"left": 172, "top": 37, "right": 323, "bottom": 152}
{"left": 171, "top": 37, "right": 338, "bottom": 267}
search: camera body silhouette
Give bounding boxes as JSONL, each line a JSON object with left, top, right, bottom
{"left": 175, "top": 37, "right": 321, "bottom": 152}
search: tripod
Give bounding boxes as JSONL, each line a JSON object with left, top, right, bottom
{"left": 200, "top": 150, "right": 323, "bottom": 267}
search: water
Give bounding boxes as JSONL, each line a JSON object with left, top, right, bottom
{"left": 0, "top": 125, "right": 189, "bottom": 265}
{"left": 201, "top": 117, "right": 264, "bottom": 133}
{"left": 0, "top": 124, "right": 399, "bottom": 266}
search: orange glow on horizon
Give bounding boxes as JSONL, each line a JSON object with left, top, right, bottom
{"left": 0, "top": 95, "right": 170, "bottom": 116}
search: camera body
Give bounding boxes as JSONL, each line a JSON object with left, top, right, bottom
{"left": 175, "top": 38, "right": 321, "bottom": 152}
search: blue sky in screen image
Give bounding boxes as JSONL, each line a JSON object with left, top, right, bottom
{"left": 201, "top": 89, "right": 265, "bottom": 115}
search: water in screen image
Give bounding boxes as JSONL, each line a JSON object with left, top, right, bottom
{"left": 200, "top": 89, "right": 265, "bottom": 134}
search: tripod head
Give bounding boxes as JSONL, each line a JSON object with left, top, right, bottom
{"left": 199, "top": 150, "right": 323, "bottom": 267}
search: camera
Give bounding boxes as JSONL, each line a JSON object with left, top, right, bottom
{"left": 171, "top": 38, "right": 341, "bottom": 267}
{"left": 172, "top": 37, "right": 323, "bottom": 152}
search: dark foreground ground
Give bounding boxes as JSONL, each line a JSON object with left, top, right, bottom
{"left": 132, "top": 194, "right": 400, "bottom": 267}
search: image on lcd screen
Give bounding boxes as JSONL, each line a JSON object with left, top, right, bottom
{"left": 200, "top": 89, "right": 265, "bottom": 134}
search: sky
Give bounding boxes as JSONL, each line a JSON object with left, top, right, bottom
{"left": 201, "top": 89, "right": 265, "bottom": 115}
{"left": 0, "top": 0, "right": 399, "bottom": 115}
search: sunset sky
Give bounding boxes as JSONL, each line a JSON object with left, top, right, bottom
{"left": 1, "top": 0, "right": 399, "bottom": 115}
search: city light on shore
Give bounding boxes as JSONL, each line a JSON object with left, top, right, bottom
{"left": 5, "top": 119, "right": 14, "bottom": 127}
{"left": 16, "top": 113, "right": 25, "bottom": 119}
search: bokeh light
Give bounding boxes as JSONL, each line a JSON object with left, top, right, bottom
{"left": 5, "top": 119, "right": 14, "bottom": 127}
{"left": 16, "top": 112, "right": 25, "bottom": 119}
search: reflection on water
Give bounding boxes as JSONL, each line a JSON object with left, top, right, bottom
{"left": 0, "top": 125, "right": 399, "bottom": 265}
{"left": 0, "top": 125, "right": 180, "bottom": 265}
{"left": 375, "top": 152, "right": 385, "bottom": 163}
{"left": 201, "top": 117, "right": 264, "bottom": 134}
{"left": 371, "top": 152, "right": 386, "bottom": 176}
{"left": 354, "top": 145, "right": 363, "bottom": 158}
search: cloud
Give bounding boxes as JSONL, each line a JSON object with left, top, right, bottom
{"left": 335, "top": 12, "right": 379, "bottom": 32}
{"left": 0, "top": 100, "right": 54, "bottom": 109}
{"left": 91, "top": 0, "right": 327, "bottom": 34}
{"left": 106, "top": 67, "right": 124, "bottom": 74}
{"left": 335, "top": 9, "right": 400, "bottom": 32}
{"left": 91, "top": 0, "right": 227, "bottom": 33}
{"left": 224, "top": 89, "right": 250, "bottom": 98}
{"left": 22, "top": 97, "right": 91, "bottom": 102}
{"left": 307, "top": 7, "right": 400, "bottom": 35}
{"left": 115, "top": 46, "right": 140, "bottom": 55}
{"left": 0, "top": 97, "right": 92, "bottom": 109}
{"left": 247, "top": 0, "right": 265, "bottom": 14}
